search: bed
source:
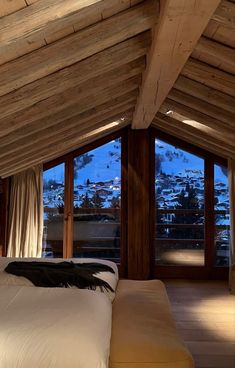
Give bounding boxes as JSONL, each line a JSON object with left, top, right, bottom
{"left": 0, "top": 257, "right": 194, "bottom": 368}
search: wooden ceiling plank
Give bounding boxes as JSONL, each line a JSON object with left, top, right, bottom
{"left": 0, "top": 59, "right": 144, "bottom": 138}
{"left": 0, "top": 120, "right": 130, "bottom": 178}
{"left": 192, "top": 36, "right": 235, "bottom": 75}
{"left": 0, "top": 0, "right": 102, "bottom": 45}
{"left": 211, "top": 0, "right": 235, "bottom": 29}
{"left": 163, "top": 98, "right": 235, "bottom": 138}
{"left": 0, "top": 0, "right": 140, "bottom": 64}
{"left": 0, "top": 89, "right": 138, "bottom": 148}
{"left": 0, "top": 114, "right": 132, "bottom": 177}
{"left": 0, "top": 0, "right": 27, "bottom": 17}
{"left": 182, "top": 58, "right": 235, "bottom": 97}
{"left": 0, "top": 32, "right": 150, "bottom": 120}
{"left": 0, "top": 100, "right": 136, "bottom": 160}
{"left": 0, "top": 0, "right": 156, "bottom": 96}
{"left": 153, "top": 114, "right": 235, "bottom": 159}
{"left": 174, "top": 76, "right": 235, "bottom": 115}
{"left": 204, "top": 19, "right": 235, "bottom": 48}
{"left": 132, "top": 0, "right": 221, "bottom": 129}
{"left": 168, "top": 88, "right": 235, "bottom": 128}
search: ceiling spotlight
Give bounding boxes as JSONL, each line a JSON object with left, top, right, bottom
{"left": 166, "top": 110, "right": 173, "bottom": 115}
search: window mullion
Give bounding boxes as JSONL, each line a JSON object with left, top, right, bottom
{"left": 63, "top": 155, "right": 74, "bottom": 258}
{"left": 204, "top": 156, "right": 215, "bottom": 271}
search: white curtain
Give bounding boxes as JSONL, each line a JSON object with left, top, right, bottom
{"left": 7, "top": 165, "right": 43, "bottom": 258}
{"left": 228, "top": 159, "right": 235, "bottom": 294}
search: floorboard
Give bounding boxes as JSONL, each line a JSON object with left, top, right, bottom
{"left": 165, "top": 280, "right": 235, "bottom": 368}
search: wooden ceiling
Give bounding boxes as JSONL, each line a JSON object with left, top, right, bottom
{"left": 0, "top": 0, "right": 234, "bottom": 177}
{"left": 151, "top": 0, "right": 235, "bottom": 159}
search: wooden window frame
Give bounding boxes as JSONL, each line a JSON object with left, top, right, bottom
{"left": 43, "top": 128, "right": 128, "bottom": 277}
{"left": 151, "top": 127, "right": 229, "bottom": 279}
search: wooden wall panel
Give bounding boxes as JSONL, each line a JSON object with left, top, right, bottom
{"left": 127, "top": 129, "right": 151, "bottom": 279}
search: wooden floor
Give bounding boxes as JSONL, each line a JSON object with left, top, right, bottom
{"left": 165, "top": 280, "right": 235, "bottom": 368}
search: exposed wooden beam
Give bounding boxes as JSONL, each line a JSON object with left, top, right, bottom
{"left": 168, "top": 89, "right": 235, "bottom": 128}
{"left": 182, "top": 58, "right": 235, "bottom": 97}
{"left": 0, "top": 0, "right": 142, "bottom": 65}
{"left": 192, "top": 36, "right": 235, "bottom": 75}
{"left": 153, "top": 113, "right": 235, "bottom": 159}
{"left": 0, "top": 100, "right": 136, "bottom": 160}
{"left": 0, "top": 0, "right": 156, "bottom": 96}
{"left": 132, "top": 0, "right": 221, "bottom": 129}
{"left": 0, "top": 32, "right": 150, "bottom": 120}
{"left": 0, "top": 89, "right": 138, "bottom": 149}
{"left": 0, "top": 113, "right": 132, "bottom": 178}
{"left": 174, "top": 76, "right": 235, "bottom": 115}
{"left": 162, "top": 98, "right": 235, "bottom": 139}
{"left": 0, "top": 58, "right": 144, "bottom": 138}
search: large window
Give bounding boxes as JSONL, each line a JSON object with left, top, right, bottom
{"left": 155, "top": 138, "right": 205, "bottom": 266}
{"left": 43, "top": 163, "right": 65, "bottom": 258}
{"left": 42, "top": 133, "right": 124, "bottom": 264}
{"left": 154, "top": 133, "right": 230, "bottom": 275}
{"left": 73, "top": 139, "right": 122, "bottom": 261}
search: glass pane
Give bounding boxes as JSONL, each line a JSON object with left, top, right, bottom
{"left": 73, "top": 138, "right": 121, "bottom": 262}
{"left": 43, "top": 163, "right": 65, "bottom": 258}
{"left": 214, "top": 164, "right": 230, "bottom": 267}
{"left": 155, "top": 138, "right": 205, "bottom": 266}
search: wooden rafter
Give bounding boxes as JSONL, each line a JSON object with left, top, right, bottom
{"left": 0, "top": 0, "right": 145, "bottom": 65}
{"left": 153, "top": 113, "right": 235, "bottom": 159}
{"left": 182, "top": 58, "right": 235, "bottom": 97}
{"left": 211, "top": 0, "right": 235, "bottom": 29}
{"left": 0, "top": 108, "right": 133, "bottom": 169}
{"left": 0, "top": 32, "right": 150, "bottom": 120}
{"left": 0, "top": 0, "right": 156, "bottom": 96}
{"left": 0, "top": 0, "right": 28, "bottom": 17}
{"left": 0, "top": 100, "right": 136, "bottom": 159}
{"left": 0, "top": 112, "right": 132, "bottom": 178}
{"left": 0, "top": 90, "right": 138, "bottom": 148}
{"left": 174, "top": 76, "right": 235, "bottom": 114}
{"left": 132, "top": 0, "right": 221, "bottom": 129}
{"left": 168, "top": 89, "right": 235, "bottom": 128}
{"left": 192, "top": 36, "right": 235, "bottom": 74}
{"left": 0, "top": 0, "right": 129, "bottom": 46}
{"left": 0, "top": 59, "right": 144, "bottom": 138}
{"left": 162, "top": 98, "right": 235, "bottom": 139}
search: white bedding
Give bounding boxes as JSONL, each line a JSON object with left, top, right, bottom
{"left": 0, "top": 285, "right": 112, "bottom": 368}
{"left": 0, "top": 257, "right": 118, "bottom": 300}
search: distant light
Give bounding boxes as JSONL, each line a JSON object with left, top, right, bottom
{"left": 120, "top": 117, "right": 125, "bottom": 121}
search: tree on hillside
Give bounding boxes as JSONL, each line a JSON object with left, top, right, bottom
{"left": 91, "top": 191, "right": 105, "bottom": 208}
{"left": 80, "top": 193, "right": 93, "bottom": 209}
{"left": 170, "top": 185, "right": 203, "bottom": 241}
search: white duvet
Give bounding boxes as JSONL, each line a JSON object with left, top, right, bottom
{"left": 0, "top": 285, "right": 112, "bottom": 368}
